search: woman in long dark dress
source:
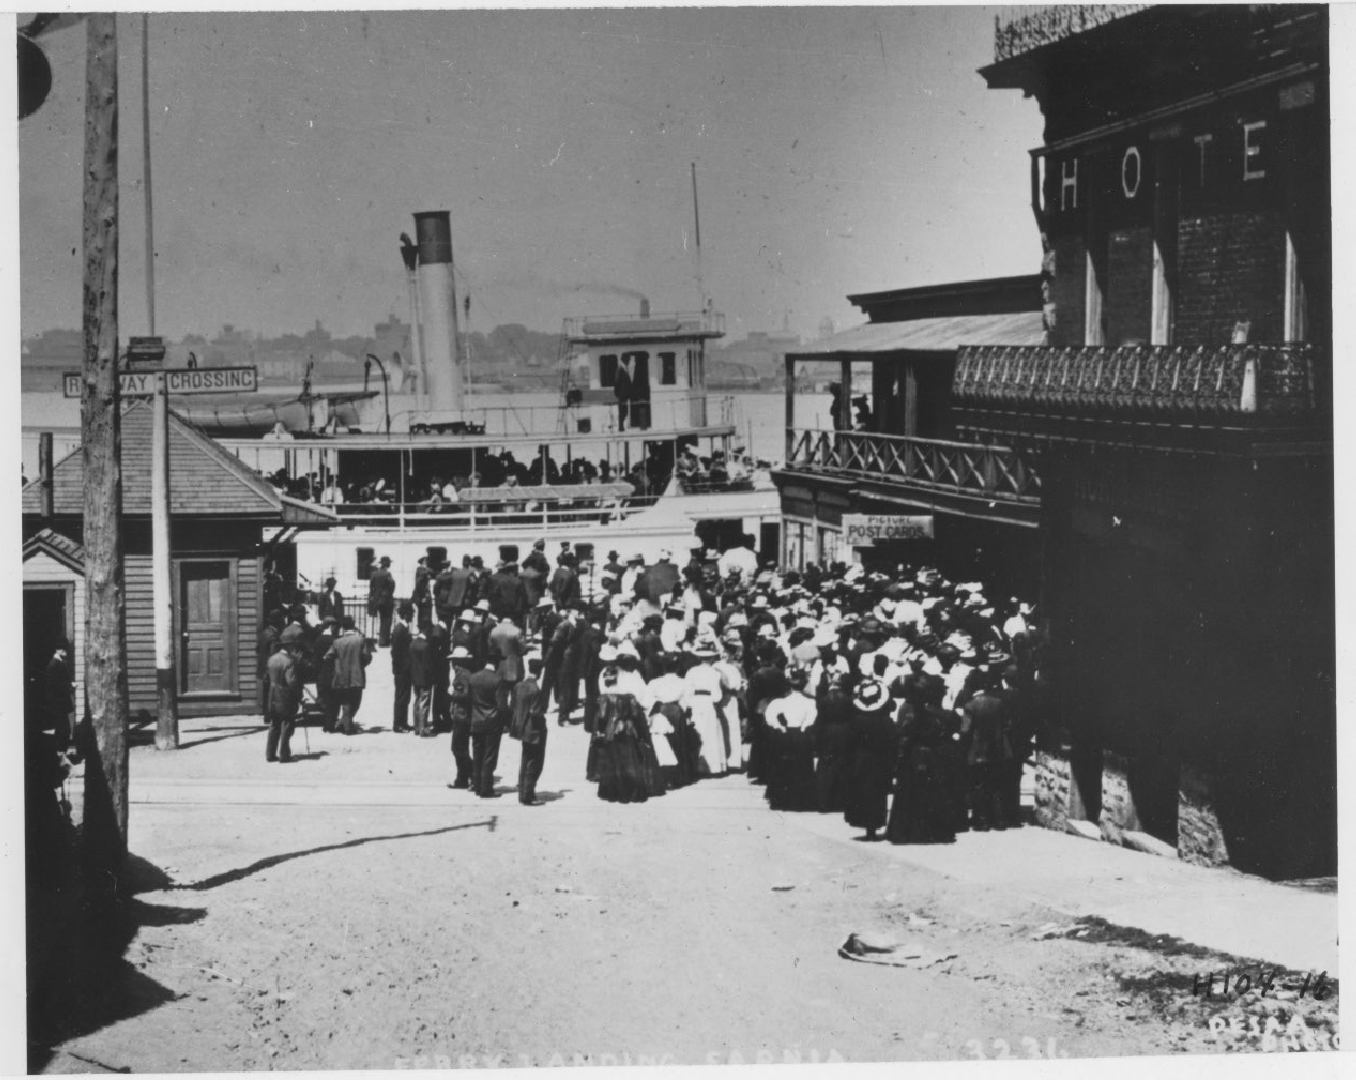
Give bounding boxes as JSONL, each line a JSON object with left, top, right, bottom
{"left": 886, "top": 674, "right": 957, "bottom": 844}
{"left": 843, "top": 678, "right": 899, "bottom": 840}
{"left": 764, "top": 669, "right": 818, "bottom": 811}
{"left": 814, "top": 671, "right": 854, "bottom": 813}
{"left": 593, "top": 668, "right": 651, "bottom": 804}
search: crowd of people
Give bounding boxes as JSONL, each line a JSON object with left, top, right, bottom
{"left": 261, "top": 535, "right": 1049, "bottom": 836}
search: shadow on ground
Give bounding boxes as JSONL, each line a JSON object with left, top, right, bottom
{"left": 172, "top": 818, "right": 499, "bottom": 892}
{"left": 27, "top": 852, "right": 206, "bottom": 1073}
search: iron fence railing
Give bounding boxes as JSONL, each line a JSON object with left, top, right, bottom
{"left": 993, "top": 5, "right": 1150, "bottom": 62}
{"left": 953, "top": 343, "right": 1322, "bottom": 422}
{"left": 783, "top": 428, "right": 1040, "bottom": 504}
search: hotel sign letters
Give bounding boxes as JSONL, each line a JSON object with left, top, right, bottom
{"left": 1050, "top": 103, "right": 1289, "bottom": 217}
{"left": 63, "top": 366, "right": 259, "bottom": 398}
{"left": 842, "top": 514, "right": 935, "bottom": 546}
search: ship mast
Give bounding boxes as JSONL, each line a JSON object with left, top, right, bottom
{"left": 691, "top": 161, "right": 704, "bottom": 313}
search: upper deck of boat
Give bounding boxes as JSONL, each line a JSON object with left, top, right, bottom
{"left": 214, "top": 419, "right": 738, "bottom": 456}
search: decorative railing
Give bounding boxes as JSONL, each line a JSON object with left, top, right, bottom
{"left": 993, "top": 5, "right": 1151, "bottom": 62}
{"left": 563, "top": 310, "right": 725, "bottom": 339}
{"left": 953, "top": 343, "right": 1321, "bottom": 422}
{"left": 783, "top": 428, "right": 1039, "bottom": 504}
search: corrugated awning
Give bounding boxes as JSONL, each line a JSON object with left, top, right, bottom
{"left": 789, "top": 311, "right": 1046, "bottom": 360}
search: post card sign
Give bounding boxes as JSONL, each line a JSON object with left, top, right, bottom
{"left": 842, "top": 514, "right": 934, "bottom": 545}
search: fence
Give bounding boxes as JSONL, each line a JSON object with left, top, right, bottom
{"left": 784, "top": 428, "right": 1039, "bottom": 504}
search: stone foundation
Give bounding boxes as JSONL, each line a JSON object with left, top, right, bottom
{"left": 1033, "top": 749, "right": 1073, "bottom": 831}
{"left": 1098, "top": 750, "right": 1137, "bottom": 845}
{"left": 1178, "top": 766, "right": 1231, "bottom": 867}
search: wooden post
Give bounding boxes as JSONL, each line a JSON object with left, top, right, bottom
{"left": 81, "top": 12, "right": 131, "bottom": 882}
{"left": 141, "top": 13, "right": 154, "bottom": 335}
{"left": 152, "top": 372, "right": 179, "bottom": 748}
{"left": 839, "top": 359, "right": 852, "bottom": 430}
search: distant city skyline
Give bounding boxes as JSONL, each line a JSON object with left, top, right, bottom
{"left": 19, "top": 8, "right": 1046, "bottom": 344}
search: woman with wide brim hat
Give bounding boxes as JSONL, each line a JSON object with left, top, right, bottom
{"left": 843, "top": 678, "right": 900, "bottom": 841}
{"left": 886, "top": 674, "right": 958, "bottom": 845}
{"left": 682, "top": 641, "right": 728, "bottom": 778}
{"left": 592, "top": 663, "right": 658, "bottom": 804}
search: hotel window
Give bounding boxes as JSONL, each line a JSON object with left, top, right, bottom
{"left": 1151, "top": 149, "right": 1178, "bottom": 345}
{"left": 659, "top": 352, "right": 677, "bottom": 385}
{"left": 599, "top": 354, "right": 619, "bottom": 388}
{"left": 1284, "top": 231, "right": 1307, "bottom": 342}
{"left": 1085, "top": 235, "right": 1107, "bottom": 346}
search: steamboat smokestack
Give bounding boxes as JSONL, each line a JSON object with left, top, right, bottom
{"left": 639, "top": 297, "right": 650, "bottom": 319}
{"left": 413, "top": 210, "right": 464, "bottom": 412}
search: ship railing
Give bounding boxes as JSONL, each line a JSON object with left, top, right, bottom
{"left": 783, "top": 427, "right": 1040, "bottom": 503}
{"left": 391, "top": 392, "right": 735, "bottom": 437}
{"left": 562, "top": 310, "right": 725, "bottom": 339}
{"left": 322, "top": 488, "right": 663, "bottom": 530}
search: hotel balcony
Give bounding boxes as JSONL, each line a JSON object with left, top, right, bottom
{"left": 952, "top": 342, "right": 1329, "bottom": 456}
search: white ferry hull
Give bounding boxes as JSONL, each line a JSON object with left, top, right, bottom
{"left": 289, "top": 483, "right": 780, "bottom": 596}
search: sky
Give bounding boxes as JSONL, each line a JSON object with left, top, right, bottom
{"left": 18, "top": 7, "right": 1047, "bottom": 344}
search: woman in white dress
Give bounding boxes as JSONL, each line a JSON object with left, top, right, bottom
{"left": 682, "top": 643, "right": 728, "bottom": 778}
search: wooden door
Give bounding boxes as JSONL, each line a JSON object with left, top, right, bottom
{"left": 179, "top": 560, "right": 236, "bottom": 694}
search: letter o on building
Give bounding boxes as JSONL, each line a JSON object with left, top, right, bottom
{"left": 1121, "top": 146, "right": 1142, "bottom": 199}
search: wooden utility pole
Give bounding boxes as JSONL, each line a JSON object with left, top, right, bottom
{"left": 81, "top": 13, "right": 131, "bottom": 883}
{"left": 141, "top": 13, "right": 155, "bottom": 335}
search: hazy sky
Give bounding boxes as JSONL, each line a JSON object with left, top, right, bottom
{"left": 19, "top": 7, "right": 1046, "bottom": 343}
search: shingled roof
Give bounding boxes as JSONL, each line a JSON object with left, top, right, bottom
{"left": 21, "top": 401, "right": 336, "bottom": 524}
{"left": 23, "top": 527, "right": 86, "bottom": 573}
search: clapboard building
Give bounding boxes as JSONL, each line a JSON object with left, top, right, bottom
{"left": 965, "top": 4, "right": 1332, "bottom": 877}
{"left": 22, "top": 402, "right": 335, "bottom": 722}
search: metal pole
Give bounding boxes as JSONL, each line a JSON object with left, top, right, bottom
{"left": 141, "top": 13, "right": 154, "bottom": 335}
{"left": 152, "top": 371, "right": 179, "bottom": 748}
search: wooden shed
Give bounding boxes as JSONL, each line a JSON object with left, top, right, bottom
{"left": 21, "top": 402, "right": 335, "bottom": 721}
{"left": 23, "top": 529, "right": 87, "bottom": 723}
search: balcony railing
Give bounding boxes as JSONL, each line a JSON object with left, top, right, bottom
{"left": 993, "top": 5, "right": 1150, "bottom": 63}
{"left": 563, "top": 310, "right": 725, "bottom": 340}
{"left": 953, "top": 343, "right": 1322, "bottom": 423}
{"left": 784, "top": 428, "right": 1040, "bottom": 504}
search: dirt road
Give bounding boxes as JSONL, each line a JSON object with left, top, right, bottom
{"left": 32, "top": 709, "right": 1338, "bottom": 1071}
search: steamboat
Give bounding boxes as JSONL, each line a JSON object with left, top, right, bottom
{"left": 212, "top": 211, "right": 780, "bottom": 597}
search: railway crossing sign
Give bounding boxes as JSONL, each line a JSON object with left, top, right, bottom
{"left": 63, "top": 366, "right": 258, "bottom": 398}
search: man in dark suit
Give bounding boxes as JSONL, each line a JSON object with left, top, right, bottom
{"left": 963, "top": 669, "right": 1012, "bottom": 831}
{"left": 447, "top": 645, "right": 475, "bottom": 787}
{"left": 324, "top": 617, "right": 373, "bottom": 735}
{"left": 467, "top": 660, "right": 505, "bottom": 797}
{"left": 390, "top": 601, "right": 414, "bottom": 733}
{"left": 511, "top": 655, "right": 548, "bottom": 805}
{"left": 489, "top": 614, "right": 526, "bottom": 687}
{"left": 433, "top": 558, "right": 459, "bottom": 628}
{"left": 367, "top": 556, "right": 397, "bottom": 647}
{"left": 409, "top": 622, "right": 435, "bottom": 737}
{"left": 265, "top": 628, "right": 303, "bottom": 763}
{"left": 317, "top": 577, "right": 344, "bottom": 622}
{"left": 487, "top": 551, "right": 530, "bottom": 628}
{"left": 549, "top": 552, "right": 580, "bottom": 611}
{"left": 411, "top": 555, "right": 432, "bottom": 626}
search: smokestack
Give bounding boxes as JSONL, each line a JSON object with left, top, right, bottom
{"left": 39, "top": 431, "right": 54, "bottom": 519}
{"left": 413, "top": 211, "right": 464, "bottom": 413}
{"left": 639, "top": 297, "right": 650, "bottom": 319}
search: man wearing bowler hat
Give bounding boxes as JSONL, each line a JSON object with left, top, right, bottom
{"left": 367, "top": 555, "right": 396, "bottom": 647}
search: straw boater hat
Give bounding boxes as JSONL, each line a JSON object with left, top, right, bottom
{"left": 459, "top": 609, "right": 478, "bottom": 622}
{"left": 693, "top": 642, "right": 719, "bottom": 660}
{"left": 616, "top": 640, "right": 640, "bottom": 660}
{"left": 475, "top": 599, "right": 491, "bottom": 612}
{"left": 598, "top": 643, "right": 619, "bottom": 663}
{"left": 852, "top": 679, "right": 893, "bottom": 713}
{"left": 450, "top": 645, "right": 472, "bottom": 660}
{"left": 536, "top": 596, "right": 554, "bottom": 608}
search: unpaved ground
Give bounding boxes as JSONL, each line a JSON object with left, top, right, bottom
{"left": 32, "top": 711, "right": 1338, "bottom": 1071}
